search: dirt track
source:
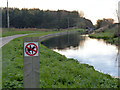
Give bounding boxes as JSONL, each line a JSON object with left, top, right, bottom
{"left": 0, "top": 31, "right": 73, "bottom": 48}
{"left": 0, "top": 34, "right": 29, "bottom": 48}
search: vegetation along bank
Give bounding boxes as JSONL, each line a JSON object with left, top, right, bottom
{"left": 2, "top": 29, "right": 119, "bottom": 88}
{"left": 89, "top": 23, "right": 120, "bottom": 46}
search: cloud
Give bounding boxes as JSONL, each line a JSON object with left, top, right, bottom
{"left": 0, "top": 0, "right": 119, "bottom": 24}
{"left": 118, "top": 1, "right": 120, "bottom": 22}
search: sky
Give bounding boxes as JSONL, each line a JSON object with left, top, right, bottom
{"left": 0, "top": 0, "right": 120, "bottom": 25}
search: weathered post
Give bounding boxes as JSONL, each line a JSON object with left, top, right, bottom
{"left": 7, "top": 0, "right": 9, "bottom": 28}
{"left": 118, "top": 1, "right": 120, "bottom": 87}
{"left": 23, "top": 37, "right": 39, "bottom": 88}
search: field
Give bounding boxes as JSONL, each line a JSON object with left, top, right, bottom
{"left": 1, "top": 28, "right": 86, "bottom": 38}
{"left": 1, "top": 28, "right": 59, "bottom": 37}
{"left": 1, "top": 28, "right": 119, "bottom": 88}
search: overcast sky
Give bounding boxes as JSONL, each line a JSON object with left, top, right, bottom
{"left": 0, "top": 0, "right": 120, "bottom": 25}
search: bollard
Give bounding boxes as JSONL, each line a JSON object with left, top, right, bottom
{"left": 23, "top": 37, "right": 39, "bottom": 88}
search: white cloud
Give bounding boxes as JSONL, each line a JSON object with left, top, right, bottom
{"left": 0, "top": 0, "right": 120, "bottom": 24}
{"left": 118, "top": 1, "right": 120, "bottom": 22}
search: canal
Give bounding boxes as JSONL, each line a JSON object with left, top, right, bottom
{"left": 41, "top": 32, "right": 119, "bottom": 77}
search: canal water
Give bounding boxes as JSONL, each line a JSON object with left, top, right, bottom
{"left": 41, "top": 32, "right": 119, "bottom": 77}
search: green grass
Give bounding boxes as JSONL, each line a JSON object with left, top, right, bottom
{"left": 1, "top": 28, "right": 60, "bottom": 37}
{"left": 89, "top": 28, "right": 119, "bottom": 45}
{"left": 0, "top": 48, "right": 2, "bottom": 90}
{"left": 1, "top": 28, "right": 84, "bottom": 37}
{"left": 2, "top": 30, "right": 119, "bottom": 88}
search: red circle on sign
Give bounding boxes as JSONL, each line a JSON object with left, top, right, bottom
{"left": 25, "top": 43, "right": 38, "bottom": 56}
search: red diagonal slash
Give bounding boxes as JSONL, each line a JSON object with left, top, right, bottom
{"left": 25, "top": 43, "right": 38, "bottom": 56}
{"left": 26, "top": 46, "right": 37, "bottom": 53}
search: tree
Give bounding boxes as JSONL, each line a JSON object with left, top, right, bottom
{"left": 96, "top": 18, "right": 114, "bottom": 29}
{"left": 2, "top": 8, "right": 94, "bottom": 29}
{"left": 79, "top": 11, "right": 84, "bottom": 17}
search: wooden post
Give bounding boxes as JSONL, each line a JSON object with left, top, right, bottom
{"left": 7, "top": 0, "right": 9, "bottom": 28}
{"left": 23, "top": 37, "right": 39, "bottom": 88}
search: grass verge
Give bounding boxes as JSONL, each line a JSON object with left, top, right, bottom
{"left": 89, "top": 28, "right": 119, "bottom": 45}
{"left": 0, "top": 48, "right": 2, "bottom": 89}
{"left": 1, "top": 28, "right": 60, "bottom": 37}
{"left": 2, "top": 31, "right": 119, "bottom": 88}
{"left": 1, "top": 28, "right": 85, "bottom": 37}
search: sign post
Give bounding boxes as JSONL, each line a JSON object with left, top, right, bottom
{"left": 118, "top": 1, "right": 120, "bottom": 86}
{"left": 23, "top": 37, "right": 39, "bottom": 88}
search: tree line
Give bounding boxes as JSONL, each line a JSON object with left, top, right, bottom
{"left": 2, "top": 8, "right": 94, "bottom": 29}
{"left": 96, "top": 18, "right": 114, "bottom": 29}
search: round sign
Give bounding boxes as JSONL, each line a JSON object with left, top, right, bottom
{"left": 25, "top": 43, "right": 38, "bottom": 56}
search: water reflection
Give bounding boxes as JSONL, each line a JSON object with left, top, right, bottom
{"left": 41, "top": 33, "right": 86, "bottom": 50}
{"left": 41, "top": 33, "right": 118, "bottom": 77}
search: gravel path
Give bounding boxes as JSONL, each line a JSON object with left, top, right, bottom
{"left": 0, "top": 34, "right": 29, "bottom": 48}
{"left": 0, "top": 31, "right": 75, "bottom": 48}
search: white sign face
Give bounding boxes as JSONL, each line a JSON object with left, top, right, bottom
{"left": 24, "top": 42, "right": 39, "bottom": 56}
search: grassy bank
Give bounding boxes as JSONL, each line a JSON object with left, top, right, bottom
{"left": 0, "top": 49, "right": 2, "bottom": 90}
{"left": 2, "top": 31, "right": 119, "bottom": 88}
{"left": 89, "top": 28, "right": 119, "bottom": 45}
{"left": 1, "top": 28, "right": 58, "bottom": 37}
{"left": 1, "top": 28, "right": 85, "bottom": 37}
